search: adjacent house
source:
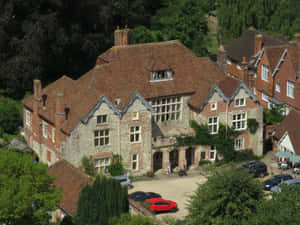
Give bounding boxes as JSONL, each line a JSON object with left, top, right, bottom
{"left": 23, "top": 27, "right": 263, "bottom": 175}
{"left": 218, "top": 27, "right": 300, "bottom": 113}
{"left": 272, "top": 110, "right": 300, "bottom": 165}
{"left": 48, "top": 160, "right": 93, "bottom": 220}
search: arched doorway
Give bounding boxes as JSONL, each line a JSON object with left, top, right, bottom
{"left": 186, "top": 148, "right": 195, "bottom": 168}
{"left": 153, "top": 151, "right": 163, "bottom": 172}
{"left": 169, "top": 149, "right": 179, "bottom": 170}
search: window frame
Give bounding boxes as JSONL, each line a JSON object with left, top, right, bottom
{"left": 97, "top": 115, "right": 108, "bottom": 124}
{"left": 132, "top": 153, "right": 139, "bottom": 170}
{"left": 261, "top": 64, "right": 269, "bottom": 82}
{"left": 208, "top": 116, "right": 219, "bottom": 134}
{"left": 25, "top": 110, "right": 31, "bottom": 127}
{"left": 132, "top": 112, "right": 139, "bottom": 121}
{"left": 95, "top": 157, "right": 111, "bottom": 173}
{"left": 150, "top": 70, "right": 173, "bottom": 82}
{"left": 42, "top": 122, "right": 48, "bottom": 138}
{"left": 276, "top": 82, "right": 281, "bottom": 93}
{"left": 210, "top": 102, "right": 217, "bottom": 111}
{"left": 262, "top": 93, "right": 269, "bottom": 103}
{"left": 234, "top": 97, "right": 246, "bottom": 107}
{"left": 149, "top": 96, "right": 182, "bottom": 123}
{"left": 130, "top": 126, "right": 141, "bottom": 143}
{"left": 52, "top": 128, "right": 55, "bottom": 143}
{"left": 253, "top": 87, "right": 256, "bottom": 95}
{"left": 232, "top": 112, "right": 247, "bottom": 131}
{"left": 286, "top": 80, "right": 295, "bottom": 99}
{"left": 235, "top": 137, "right": 245, "bottom": 150}
{"left": 94, "top": 129, "right": 110, "bottom": 146}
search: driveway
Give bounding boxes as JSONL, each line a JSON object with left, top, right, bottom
{"left": 129, "top": 173, "right": 207, "bottom": 220}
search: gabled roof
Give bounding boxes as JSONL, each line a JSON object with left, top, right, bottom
{"left": 23, "top": 40, "right": 226, "bottom": 134}
{"left": 196, "top": 76, "right": 259, "bottom": 110}
{"left": 47, "top": 160, "right": 93, "bottom": 215}
{"left": 274, "top": 110, "right": 300, "bottom": 155}
{"left": 225, "top": 28, "right": 287, "bottom": 62}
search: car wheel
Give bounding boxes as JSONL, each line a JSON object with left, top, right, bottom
{"left": 171, "top": 208, "right": 177, "bottom": 212}
{"left": 152, "top": 210, "right": 157, "bottom": 215}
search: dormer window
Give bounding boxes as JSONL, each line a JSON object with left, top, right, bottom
{"left": 150, "top": 70, "right": 173, "bottom": 82}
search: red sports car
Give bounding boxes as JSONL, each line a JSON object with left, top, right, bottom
{"left": 146, "top": 198, "right": 178, "bottom": 214}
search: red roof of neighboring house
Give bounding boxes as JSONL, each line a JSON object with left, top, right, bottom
{"left": 225, "top": 28, "right": 287, "bottom": 62}
{"left": 217, "top": 76, "right": 241, "bottom": 98}
{"left": 274, "top": 110, "right": 300, "bottom": 155}
{"left": 47, "top": 160, "right": 93, "bottom": 215}
{"left": 23, "top": 40, "right": 226, "bottom": 133}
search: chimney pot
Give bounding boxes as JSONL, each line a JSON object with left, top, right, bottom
{"left": 219, "top": 45, "right": 225, "bottom": 51}
{"left": 114, "top": 27, "right": 130, "bottom": 46}
{"left": 242, "top": 56, "right": 246, "bottom": 63}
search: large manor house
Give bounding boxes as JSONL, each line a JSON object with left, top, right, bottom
{"left": 23, "top": 28, "right": 264, "bottom": 175}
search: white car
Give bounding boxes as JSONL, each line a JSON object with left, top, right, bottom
{"left": 112, "top": 175, "right": 132, "bottom": 188}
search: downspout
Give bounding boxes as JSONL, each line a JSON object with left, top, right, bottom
{"left": 226, "top": 99, "right": 229, "bottom": 137}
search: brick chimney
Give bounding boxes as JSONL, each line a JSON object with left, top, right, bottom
{"left": 114, "top": 26, "right": 130, "bottom": 46}
{"left": 217, "top": 44, "right": 227, "bottom": 72}
{"left": 254, "top": 34, "right": 263, "bottom": 55}
{"left": 33, "top": 79, "right": 42, "bottom": 139}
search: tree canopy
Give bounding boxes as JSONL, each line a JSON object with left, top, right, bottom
{"left": 75, "top": 175, "right": 129, "bottom": 225}
{"left": 109, "top": 214, "right": 158, "bottom": 225}
{"left": 187, "top": 168, "right": 264, "bottom": 225}
{"left": 0, "top": 148, "right": 61, "bottom": 225}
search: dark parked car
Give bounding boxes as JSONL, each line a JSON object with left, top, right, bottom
{"left": 240, "top": 161, "right": 268, "bottom": 178}
{"left": 264, "top": 174, "right": 293, "bottom": 191}
{"left": 129, "top": 191, "right": 161, "bottom": 201}
{"left": 270, "top": 178, "right": 300, "bottom": 192}
{"left": 146, "top": 198, "right": 177, "bottom": 214}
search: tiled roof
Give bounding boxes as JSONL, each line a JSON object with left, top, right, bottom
{"left": 23, "top": 40, "right": 226, "bottom": 133}
{"left": 264, "top": 46, "right": 287, "bottom": 72}
{"left": 217, "top": 76, "right": 240, "bottom": 98}
{"left": 47, "top": 160, "right": 93, "bottom": 215}
{"left": 225, "top": 28, "right": 287, "bottom": 62}
{"left": 274, "top": 110, "right": 300, "bottom": 155}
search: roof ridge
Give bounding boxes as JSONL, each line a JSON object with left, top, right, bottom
{"left": 112, "top": 40, "right": 182, "bottom": 49}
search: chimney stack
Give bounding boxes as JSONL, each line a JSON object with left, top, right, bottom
{"left": 114, "top": 26, "right": 130, "bottom": 46}
{"left": 254, "top": 34, "right": 263, "bottom": 55}
{"left": 34, "top": 79, "right": 42, "bottom": 100}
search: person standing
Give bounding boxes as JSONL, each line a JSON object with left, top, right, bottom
{"left": 183, "top": 158, "right": 187, "bottom": 171}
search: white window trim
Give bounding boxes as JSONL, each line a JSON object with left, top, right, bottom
{"left": 232, "top": 112, "right": 247, "bottom": 131}
{"left": 209, "top": 146, "right": 216, "bottom": 161}
{"left": 286, "top": 80, "right": 295, "bottom": 99}
{"left": 132, "top": 153, "right": 139, "bottom": 170}
{"left": 275, "top": 82, "right": 280, "bottom": 93}
{"left": 150, "top": 70, "right": 173, "bottom": 82}
{"left": 261, "top": 64, "right": 269, "bottom": 82}
{"left": 234, "top": 97, "right": 246, "bottom": 107}
{"left": 208, "top": 116, "right": 219, "bottom": 134}
{"left": 95, "top": 158, "right": 111, "bottom": 173}
{"left": 130, "top": 126, "right": 141, "bottom": 143}
{"left": 253, "top": 87, "right": 256, "bottom": 95}
{"left": 236, "top": 64, "right": 242, "bottom": 70}
{"left": 52, "top": 128, "right": 55, "bottom": 143}
{"left": 210, "top": 102, "right": 217, "bottom": 111}
{"left": 235, "top": 137, "right": 245, "bottom": 150}
{"left": 132, "top": 112, "right": 139, "bottom": 120}
{"left": 150, "top": 96, "right": 182, "bottom": 122}
{"left": 262, "top": 93, "right": 269, "bottom": 103}
{"left": 25, "top": 110, "right": 31, "bottom": 127}
{"left": 42, "top": 122, "right": 48, "bottom": 138}
{"left": 94, "top": 129, "right": 110, "bottom": 146}
{"left": 97, "top": 115, "right": 108, "bottom": 124}
{"left": 226, "top": 58, "right": 232, "bottom": 65}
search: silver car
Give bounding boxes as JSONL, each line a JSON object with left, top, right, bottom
{"left": 270, "top": 178, "right": 300, "bottom": 192}
{"left": 111, "top": 175, "right": 132, "bottom": 188}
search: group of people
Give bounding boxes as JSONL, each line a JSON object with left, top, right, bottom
{"left": 166, "top": 158, "right": 187, "bottom": 174}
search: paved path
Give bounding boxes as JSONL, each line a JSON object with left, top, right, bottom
{"left": 129, "top": 173, "right": 207, "bottom": 220}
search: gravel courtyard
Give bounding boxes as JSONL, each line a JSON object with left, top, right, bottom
{"left": 129, "top": 173, "right": 207, "bottom": 220}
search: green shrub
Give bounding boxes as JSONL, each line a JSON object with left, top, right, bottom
{"left": 81, "top": 156, "right": 96, "bottom": 176}
{"left": 234, "top": 150, "right": 259, "bottom": 162}
{"left": 108, "top": 155, "right": 124, "bottom": 176}
{"left": 198, "top": 160, "right": 212, "bottom": 166}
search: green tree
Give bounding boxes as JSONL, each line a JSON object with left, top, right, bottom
{"left": 60, "top": 215, "right": 75, "bottom": 225}
{"left": 0, "top": 148, "right": 61, "bottom": 225}
{"left": 264, "top": 104, "right": 285, "bottom": 125}
{"left": 244, "top": 186, "right": 300, "bottom": 225}
{"left": 187, "top": 168, "right": 264, "bottom": 225}
{"left": 108, "top": 155, "right": 124, "bottom": 176}
{"left": 75, "top": 175, "right": 129, "bottom": 225}
{"left": 81, "top": 155, "right": 96, "bottom": 176}
{"left": 0, "top": 96, "right": 22, "bottom": 134}
{"left": 109, "top": 213, "right": 158, "bottom": 225}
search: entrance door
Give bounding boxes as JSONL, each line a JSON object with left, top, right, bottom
{"left": 201, "top": 152, "right": 206, "bottom": 160}
{"left": 153, "top": 151, "right": 163, "bottom": 172}
{"left": 169, "top": 149, "right": 179, "bottom": 170}
{"left": 186, "top": 148, "right": 195, "bottom": 168}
